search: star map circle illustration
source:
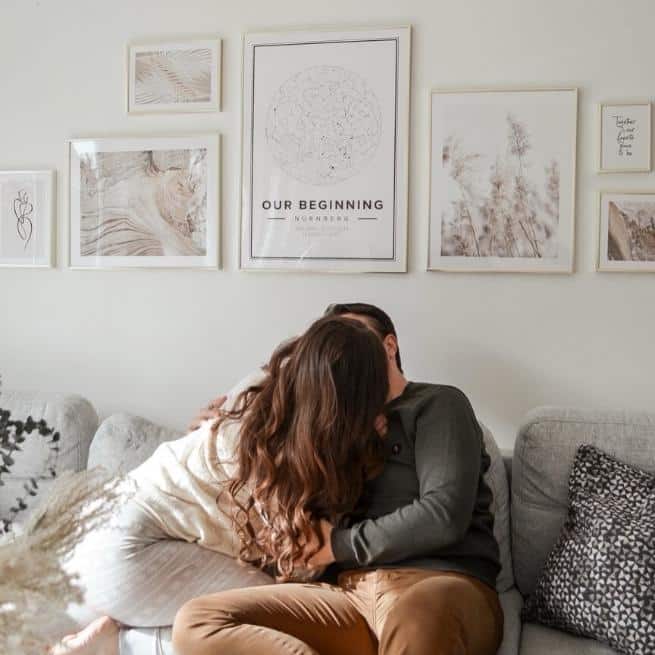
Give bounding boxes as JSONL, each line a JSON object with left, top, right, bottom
{"left": 265, "top": 65, "right": 382, "bottom": 186}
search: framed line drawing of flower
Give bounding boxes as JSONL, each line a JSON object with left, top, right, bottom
{"left": 428, "top": 88, "right": 578, "bottom": 273}
{"left": 240, "top": 26, "right": 411, "bottom": 272}
{"left": 0, "top": 170, "right": 55, "bottom": 268}
{"left": 598, "top": 102, "right": 651, "bottom": 173}
{"left": 127, "top": 39, "right": 221, "bottom": 114}
{"left": 68, "top": 135, "right": 220, "bottom": 269}
{"left": 598, "top": 191, "right": 655, "bottom": 272}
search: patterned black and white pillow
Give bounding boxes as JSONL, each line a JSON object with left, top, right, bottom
{"left": 522, "top": 444, "right": 655, "bottom": 655}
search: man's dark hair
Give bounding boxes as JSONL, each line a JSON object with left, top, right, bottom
{"left": 324, "top": 303, "right": 402, "bottom": 373}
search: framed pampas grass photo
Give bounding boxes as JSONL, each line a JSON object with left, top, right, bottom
{"left": 428, "top": 87, "right": 578, "bottom": 273}
{"left": 127, "top": 39, "right": 221, "bottom": 114}
{"left": 67, "top": 135, "right": 220, "bottom": 269}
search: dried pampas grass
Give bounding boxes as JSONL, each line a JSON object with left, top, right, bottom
{"left": 0, "top": 468, "right": 128, "bottom": 655}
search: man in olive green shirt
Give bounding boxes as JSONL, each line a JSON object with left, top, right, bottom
{"left": 173, "top": 303, "right": 503, "bottom": 655}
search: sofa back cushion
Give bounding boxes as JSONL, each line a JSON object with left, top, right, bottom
{"left": 512, "top": 406, "right": 655, "bottom": 597}
{"left": 89, "top": 414, "right": 515, "bottom": 591}
{"left": 481, "top": 423, "right": 514, "bottom": 592}
{"left": 88, "top": 413, "right": 181, "bottom": 475}
{"left": 0, "top": 390, "right": 98, "bottom": 531}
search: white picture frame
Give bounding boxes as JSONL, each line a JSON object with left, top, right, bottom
{"left": 598, "top": 191, "right": 655, "bottom": 272}
{"left": 68, "top": 135, "right": 220, "bottom": 270}
{"left": 0, "top": 170, "right": 55, "bottom": 268}
{"left": 428, "top": 87, "right": 578, "bottom": 273}
{"left": 127, "top": 39, "right": 221, "bottom": 114}
{"left": 598, "top": 102, "right": 651, "bottom": 173}
{"left": 240, "top": 26, "right": 411, "bottom": 273}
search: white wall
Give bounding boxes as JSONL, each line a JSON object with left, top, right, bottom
{"left": 1, "top": 0, "right": 654, "bottom": 449}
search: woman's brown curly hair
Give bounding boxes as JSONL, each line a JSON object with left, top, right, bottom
{"left": 219, "top": 315, "right": 389, "bottom": 579}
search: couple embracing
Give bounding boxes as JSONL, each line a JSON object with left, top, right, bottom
{"left": 55, "top": 303, "right": 503, "bottom": 655}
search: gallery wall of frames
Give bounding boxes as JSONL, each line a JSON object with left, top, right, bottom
{"left": 1, "top": 27, "right": 654, "bottom": 274}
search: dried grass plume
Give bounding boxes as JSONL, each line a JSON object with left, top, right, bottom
{"left": 0, "top": 468, "right": 128, "bottom": 655}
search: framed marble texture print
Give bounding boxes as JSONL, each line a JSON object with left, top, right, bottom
{"left": 68, "top": 135, "right": 219, "bottom": 269}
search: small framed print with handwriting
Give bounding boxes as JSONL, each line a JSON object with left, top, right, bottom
{"left": 599, "top": 102, "right": 651, "bottom": 173}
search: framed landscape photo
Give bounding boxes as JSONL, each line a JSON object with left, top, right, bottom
{"left": 599, "top": 102, "right": 651, "bottom": 173}
{"left": 68, "top": 135, "right": 219, "bottom": 269}
{"left": 240, "top": 26, "right": 411, "bottom": 272}
{"left": 598, "top": 191, "right": 655, "bottom": 272}
{"left": 0, "top": 170, "right": 55, "bottom": 268}
{"left": 428, "top": 88, "right": 578, "bottom": 273}
{"left": 127, "top": 39, "right": 221, "bottom": 114}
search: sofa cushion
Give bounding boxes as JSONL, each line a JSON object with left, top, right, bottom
{"left": 88, "top": 371, "right": 265, "bottom": 476}
{"left": 497, "top": 587, "right": 523, "bottom": 655}
{"left": 520, "top": 623, "right": 618, "bottom": 655}
{"left": 481, "top": 423, "right": 514, "bottom": 592}
{"left": 512, "top": 406, "right": 655, "bottom": 597}
{"left": 88, "top": 413, "right": 181, "bottom": 476}
{"left": 522, "top": 444, "right": 655, "bottom": 654}
{"left": 0, "top": 390, "right": 98, "bottom": 531}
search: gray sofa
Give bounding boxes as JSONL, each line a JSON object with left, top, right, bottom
{"left": 2, "top": 389, "right": 653, "bottom": 655}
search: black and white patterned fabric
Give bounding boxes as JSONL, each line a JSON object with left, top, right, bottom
{"left": 522, "top": 444, "right": 655, "bottom": 655}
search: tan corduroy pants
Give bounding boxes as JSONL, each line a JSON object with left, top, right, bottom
{"left": 172, "top": 568, "right": 504, "bottom": 655}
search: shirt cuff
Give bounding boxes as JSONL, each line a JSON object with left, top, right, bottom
{"left": 330, "top": 527, "right": 357, "bottom": 564}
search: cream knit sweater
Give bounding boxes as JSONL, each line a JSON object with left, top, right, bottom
{"left": 127, "top": 370, "right": 266, "bottom": 558}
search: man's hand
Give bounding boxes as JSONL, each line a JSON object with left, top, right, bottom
{"left": 305, "top": 519, "right": 336, "bottom": 569}
{"left": 187, "top": 395, "right": 227, "bottom": 432}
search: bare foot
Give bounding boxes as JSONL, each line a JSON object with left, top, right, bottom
{"left": 48, "top": 616, "right": 119, "bottom": 655}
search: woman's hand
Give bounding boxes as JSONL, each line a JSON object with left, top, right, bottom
{"left": 306, "top": 519, "right": 336, "bottom": 568}
{"left": 374, "top": 413, "right": 388, "bottom": 438}
{"left": 294, "top": 519, "right": 335, "bottom": 570}
{"left": 187, "top": 395, "right": 227, "bottom": 432}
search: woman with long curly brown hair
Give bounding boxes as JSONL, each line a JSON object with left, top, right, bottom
{"left": 224, "top": 315, "right": 389, "bottom": 579}
{"left": 51, "top": 315, "right": 389, "bottom": 655}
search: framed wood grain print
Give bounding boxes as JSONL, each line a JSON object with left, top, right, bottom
{"left": 429, "top": 88, "right": 578, "bottom": 273}
{"left": 240, "top": 27, "right": 411, "bottom": 272}
{"left": 68, "top": 135, "right": 220, "bottom": 269}
{"left": 127, "top": 39, "right": 221, "bottom": 114}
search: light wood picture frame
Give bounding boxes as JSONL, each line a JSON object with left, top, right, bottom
{"left": 127, "top": 39, "right": 221, "bottom": 114}
{"left": 598, "top": 102, "right": 651, "bottom": 173}
{"left": 0, "top": 170, "right": 55, "bottom": 268}
{"left": 598, "top": 190, "right": 655, "bottom": 272}
{"left": 68, "top": 134, "right": 220, "bottom": 270}
{"left": 240, "top": 26, "right": 411, "bottom": 273}
{"left": 428, "top": 87, "right": 578, "bottom": 273}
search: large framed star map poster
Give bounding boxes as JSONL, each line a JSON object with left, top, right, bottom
{"left": 241, "top": 27, "right": 411, "bottom": 272}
